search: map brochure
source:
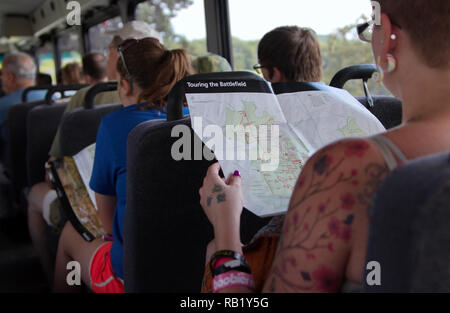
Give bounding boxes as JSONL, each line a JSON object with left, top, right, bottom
{"left": 185, "top": 79, "right": 385, "bottom": 217}
{"left": 48, "top": 143, "right": 106, "bottom": 242}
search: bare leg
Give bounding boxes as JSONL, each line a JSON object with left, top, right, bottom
{"left": 27, "top": 182, "right": 53, "bottom": 283}
{"left": 53, "top": 221, "right": 104, "bottom": 293}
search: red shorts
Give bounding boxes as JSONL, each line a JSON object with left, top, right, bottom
{"left": 89, "top": 242, "right": 124, "bottom": 293}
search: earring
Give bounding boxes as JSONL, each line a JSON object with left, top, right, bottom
{"left": 386, "top": 54, "right": 397, "bottom": 73}
{"left": 372, "top": 56, "right": 384, "bottom": 84}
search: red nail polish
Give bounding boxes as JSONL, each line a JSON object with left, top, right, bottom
{"left": 234, "top": 170, "right": 241, "bottom": 177}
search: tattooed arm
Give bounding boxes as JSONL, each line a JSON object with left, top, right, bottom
{"left": 262, "top": 139, "right": 388, "bottom": 292}
{"left": 199, "top": 163, "right": 244, "bottom": 254}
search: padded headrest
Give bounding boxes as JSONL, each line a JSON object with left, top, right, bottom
{"left": 330, "top": 64, "right": 377, "bottom": 89}
{"left": 59, "top": 103, "right": 122, "bottom": 156}
{"left": 22, "top": 85, "right": 52, "bottom": 102}
{"left": 84, "top": 82, "right": 118, "bottom": 109}
{"left": 167, "top": 71, "right": 265, "bottom": 121}
{"left": 45, "top": 84, "right": 89, "bottom": 104}
{"left": 5, "top": 100, "right": 46, "bottom": 192}
{"left": 356, "top": 96, "right": 402, "bottom": 129}
{"left": 26, "top": 103, "right": 68, "bottom": 187}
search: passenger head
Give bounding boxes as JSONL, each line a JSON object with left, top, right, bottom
{"left": 192, "top": 53, "right": 232, "bottom": 73}
{"left": 106, "top": 21, "right": 163, "bottom": 81}
{"left": 257, "top": 26, "right": 322, "bottom": 83}
{"left": 82, "top": 53, "right": 108, "bottom": 85}
{"left": 36, "top": 72, "right": 52, "bottom": 86}
{"left": 61, "top": 62, "right": 85, "bottom": 85}
{"left": 116, "top": 38, "right": 193, "bottom": 108}
{"left": 1, "top": 52, "right": 37, "bottom": 94}
{"left": 370, "top": 0, "right": 450, "bottom": 97}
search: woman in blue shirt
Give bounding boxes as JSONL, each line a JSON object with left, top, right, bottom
{"left": 53, "top": 38, "right": 192, "bottom": 292}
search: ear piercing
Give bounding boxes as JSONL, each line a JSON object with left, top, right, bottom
{"left": 386, "top": 54, "right": 397, "bottom": 73}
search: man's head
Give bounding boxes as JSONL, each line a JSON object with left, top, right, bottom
{"left": 82, "top": 53, "right": 108, "bottom": 85}
{"left": 106, "top": 21, "right": 163, "bottom": 81}
{"left": 1, "top": 52, "right": 37, "bottom": 94}
{"left": 257, "top": 26, "right": 323, "bottom": 83}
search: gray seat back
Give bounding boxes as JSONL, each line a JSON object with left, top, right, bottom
{"left": 355, "top": 96, "right": 402, "bottom": 129}
{"left": 26, "top": 102, "right": 68, "bottom": 187}
{"left": 364, "top": 152, "right": 450, "bottom": 292}
{"left": 124, "top": 71, "right": 273, "bottom": 292}
{"left": 58, "top": 103, "right": 122, "bottom": 156}
{"left": 6, "top": 100, "right": 46, "bottom": 195}
{"left": 124, "top": 118, "right": 271, "bottom": 292}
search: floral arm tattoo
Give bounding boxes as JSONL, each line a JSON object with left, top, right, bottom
{"left": 264, "top": 140, "right": 389, "bottom": 292}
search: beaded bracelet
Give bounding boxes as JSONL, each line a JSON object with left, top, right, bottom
{"left": 212, "top": 271, "right": 256, "bottom": 293}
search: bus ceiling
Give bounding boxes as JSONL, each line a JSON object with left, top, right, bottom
{"left": 0, "top": 0, "right": 141, "bottom": 53}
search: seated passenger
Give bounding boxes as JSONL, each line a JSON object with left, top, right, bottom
{"left": 27, "top": 22, "right": 162, "bottom": 286}
{"left": 200, "top": 0, "right": 450, "bottom": 293}
{"left": 200, "top": 25, "right": 383, "bottom": 292}
{"left": 255, "top": 26, "right": 322, "bottom": 84}
{"left": 36, "top": 72, "right": 53, "bottom": 86}
{"left": 61, "top": 62, "right": 85, "bottom": 85}
{"left": 53, "top": 39, "right": 193, "bottom": 292}
{"left": 192, "top": 53, "right": 232, "bottom": 73}
{"left": 0, "top": 53, "right": 46, "bottom": 164}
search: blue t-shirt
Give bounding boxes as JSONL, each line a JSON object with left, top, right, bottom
{"left": 89, "top": 104, "right": 189, "bottom": 279}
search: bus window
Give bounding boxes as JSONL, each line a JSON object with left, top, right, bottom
{"left": 135, "top": 0, "right": 207, "bottom": 57}
{"left": 37, "top": 41, "right": 56, "bottom": 83}
{"left": 58, "top": 31, "right": 82, "bottom": 68}
{"left": 88, "top": 16, "right": 123, "bottom": 56}
{"left": 228, "top": 0, "right": 391, "bottom": 96}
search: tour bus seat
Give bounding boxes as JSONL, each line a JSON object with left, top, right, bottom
{"left": 364, "top": 152, "right": 450, "bottom": 292}
{"left": 4, "top": 85, "right": 88, "bottom": 212}
{"left": 329, "top": 64, "right": 377, "bottom": 89}
{"left": 124, "top": 117, "right": 271, "bottom": 292}
{"left": 356, "top": 96, "right": 402, "bottom": 129}
{"left": 5, "top": 100, "right": 46, "bottom": 207}
{"left": 26, "top": 102, "right": 68, "bottom": 187}
{"left": 58, "top": 103, "right": 122, "bottom": 156}
{"left": 330, "top": 64, "right": 403, "bottom": 129}
{"left": 124, "top": 72, "right": 274, "bottom": 292}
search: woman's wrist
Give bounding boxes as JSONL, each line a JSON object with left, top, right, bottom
{"left": 213, "top": 222, "right": 242, "bottom": 252}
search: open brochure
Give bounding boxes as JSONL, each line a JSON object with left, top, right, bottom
{"left": 73, "top": 143, "right": 98, "bottom": 211}
{"left": 49, "top": 143, "right": 106, "bottom": 241}
{"left": 185, "top": 78, "right": 385, "bottom": 217}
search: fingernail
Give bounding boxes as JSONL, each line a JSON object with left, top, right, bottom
{"left": 234, "top": 170, "right": 241, "bottom": 177}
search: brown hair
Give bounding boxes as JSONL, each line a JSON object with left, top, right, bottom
{"left": 117, "top": 39, "right": 193, "bottom": 109}
{"left": 377, "top": 0, "right": 450, "bottom": 69}
{"left": 258, "top": 26, "right": 323, "bottom": 82}
{"left": 61, "top": 62, "right": 85, "bottom": 84}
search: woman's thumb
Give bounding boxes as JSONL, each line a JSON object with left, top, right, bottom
{"left": 228, "top": 170, "right": 242, "bottom": 186}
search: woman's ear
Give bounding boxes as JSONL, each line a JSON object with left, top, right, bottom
{"left": 118, "top": 78, "right": 133, "bottom": 96}
{"left": 271, "top": 67, "right": 286, "bottom": 83}
{"left": 378, "top": 14, "right": 397, "bottom": 60}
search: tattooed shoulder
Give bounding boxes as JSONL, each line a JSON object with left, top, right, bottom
{"left": 264, "top": 138, "right": 388, "bottom": 292}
